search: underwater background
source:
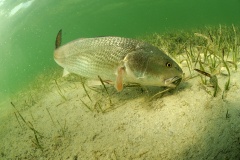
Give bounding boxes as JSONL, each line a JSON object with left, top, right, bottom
{"left": 1, "top": 1, "right": 240, "bottom": 159}
{"left": 0, "top": 0, "right": 240, "bottom": 102}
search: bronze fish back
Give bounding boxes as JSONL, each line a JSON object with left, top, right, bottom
{"left": 55, "top": 37, "right": 145, "bottom": 80}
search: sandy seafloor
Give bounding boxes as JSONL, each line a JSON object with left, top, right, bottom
{"left": 1, "top": 52, "right": 240, "bottom": 159}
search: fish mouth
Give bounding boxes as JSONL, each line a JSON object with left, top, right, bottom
{"left": 164, "top": 76, "right": 182, "bottom": 88}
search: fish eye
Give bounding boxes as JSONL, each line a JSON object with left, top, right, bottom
{"left": 166, "top": 62, "right": 172, "bottom": 68}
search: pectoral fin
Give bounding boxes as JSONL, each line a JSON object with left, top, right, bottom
{"left": 115, "top": 67, "right": 125, "bottom": 92}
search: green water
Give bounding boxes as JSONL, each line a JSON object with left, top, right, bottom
{"left": 0, "top": 0, "right": 240, "bottom": 102}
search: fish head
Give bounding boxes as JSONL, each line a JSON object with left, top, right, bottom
{"left": 124, "top": 46, "right": 183, "bottom": 88}
{"left": 145, "top": 52, "right": 183, "bottom": 88}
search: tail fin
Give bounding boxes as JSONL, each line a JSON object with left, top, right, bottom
{"left": 55, "top": 29, "right": 62, "bottom": 49}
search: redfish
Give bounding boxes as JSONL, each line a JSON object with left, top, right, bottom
{"left": 54, "top": 30, "right": 183, "bottom": 91}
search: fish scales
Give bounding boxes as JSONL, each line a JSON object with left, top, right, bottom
{"left": 54, "top": 33, "right": 183, "bottom": 91}
{"left": 55, "top": 37, "right": 139, "bottom": 80}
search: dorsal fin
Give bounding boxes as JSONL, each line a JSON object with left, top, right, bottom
{"left": 55, "top": 29, "right": 62, "bottom": 49}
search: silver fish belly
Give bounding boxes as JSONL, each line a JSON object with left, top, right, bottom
{"left": 54, "top": 32, "right": 183, "bottom": 91}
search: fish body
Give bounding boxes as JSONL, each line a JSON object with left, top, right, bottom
{"left": 54, "top": 33, "right": 183, "bottom": 91}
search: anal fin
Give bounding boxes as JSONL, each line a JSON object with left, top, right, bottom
{"left": 62, "top": 69, "right": 70, "bottom": 77}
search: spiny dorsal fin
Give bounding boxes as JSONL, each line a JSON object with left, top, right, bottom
{"left": 55, "top": 29, "right": 62, "bottom": 49}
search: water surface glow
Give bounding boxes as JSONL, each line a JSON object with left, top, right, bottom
{"left": 9, "top": 0, "right": 34, "bottom": 17}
